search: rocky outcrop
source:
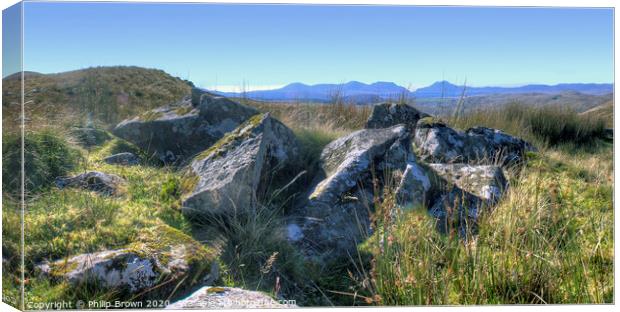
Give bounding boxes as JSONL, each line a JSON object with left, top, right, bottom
{"left": 38, "top": 224, "right": 218, "bottom": 298}
{"left": 291, "top": 125, "right": 427, "bottom": 262}
{"left": 365, "top": 102, "right": 429, "bottom": 129}
{"left": 104, "top": 152, "right": 140, "bottom": 166}
{"left": 166, "top": 286, "right": 295, "bottom": 309}
{"left": 55, "top": 171, "right": 124, "bottom": 195}
{"left": 414, "top": 118, "right": 535, "bottom": 166}
{"left": 182, "top": 113, "right": 301, "bottom": 219}
{"left": 113, "top": 93, "right": 259, "bottom": 164}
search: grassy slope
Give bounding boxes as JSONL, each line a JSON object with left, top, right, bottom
{"left": 2, "top": 66, "right": 192, "bottom": 130}
{"left": 2, "top": 136, "right": 202, "bottom": 305}
{"left": 579, "top": 100, "right": 614, "bottom": 128}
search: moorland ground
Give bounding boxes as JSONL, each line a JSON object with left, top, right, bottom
{"left": 2, "top": 67, "right": 613, "bottom": 307}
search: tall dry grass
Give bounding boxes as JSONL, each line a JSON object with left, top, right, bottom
{"left": 451, "top": 102, "right": 607, "bottom": 148}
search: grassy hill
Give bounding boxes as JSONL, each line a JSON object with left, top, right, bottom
{"left": 2, "top": 66, "right": 193, "bottom": 130}
{"left": 579, "top": 100, "right": 613, "bottom": 128}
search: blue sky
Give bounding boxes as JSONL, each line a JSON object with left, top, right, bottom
{"left": 7, "top": 2, "right": 615, "bottom": 90}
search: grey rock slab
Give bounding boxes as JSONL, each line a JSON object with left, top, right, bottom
{"left": 309, "top": 125, "right": 410, "bottom": 204}
{"left": 294, "top": 125, "right": 413, "bottom": 262}
{"left": 414, "top": 118, "right": 535, "bottom": 167}
{"left": 394, "top": 160, "right": 434, "bottom": 210}
{"left": 113, "top": 94, "right": 259, "bottom": 164}
{"left": 365, "top": 102, "right": 429, "bottom": 129}
{"left": 181, "top": 113, "right": 301, "bottom": 219}
{"left": 38, "top": 249, "right": 159, "bottom": 293}
{"left": 427, "top": 163, "right": 509, "bottom": 239}
{"left": 428, "top": 163, "right": 508, "bottom": 204}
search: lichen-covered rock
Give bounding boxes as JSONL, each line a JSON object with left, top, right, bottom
{"left": 293, "top": 125, "right": 412, "bottom": 261}
{"left": 394, "top": 161, "right": 434, "bottom": 210}
{"left": 113, "top": 94, "right": 258, "bottom": 164}
{"left": 414, "top": 118, "right": 535, "bottom": 166}
{"left": 182, "top": 113, "right": 301, "bottom": 219}
{"left": 427, "top": 164, "right": 508, "bottom": 238}
{"left": 365, "top": 102, "right": 429, "bottom": 129}
{"left": 103, "top": 152, "right": 140, "bottom": 166}
{"left": 39, "top": 249, "right": 159, "bottom": 293}
{"left": 70, "top": 127, "right": 111, "bottom": 147}
{"left": 55, "top": 171, "right": 124, "bottom": 195}
{"left": 428, "top": 163, "right": 508, "bottom": 204}
{"left": 166, "top": 286, "right": 295, "bottom": 309}
{"left": 465, "top": 126, "right": 537, "bottom": 165}
{"left": 292, "top": 187, "right": 374, "bottom": 261}
{"left": 38, "top": 224, "right": 218, "bottom": 298}
{"left": 309, "top": 125, "right": 410, "bottom": 204}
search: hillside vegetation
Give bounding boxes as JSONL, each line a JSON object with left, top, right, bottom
{"left": 1, "top": 67, "right": 613, "bottom": 307}
{"left": 579, "top": 100, "right": 613, "bottom": 128}
{"left": 2, "top": 66, "right": 192, "bottom": 129}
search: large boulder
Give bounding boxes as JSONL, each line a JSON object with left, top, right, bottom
{"left": 181, "top": 113, "right": 301, "bottom": 219}
{"left": 38, "top": 224, "right": 218, "bottom": 298}
{"left": 414, "top": 118, "right": 535, "bottom": 166}
{"left": 291, "top": 125, "right": 424, "bottom": 262}
{"left": 113, "top": 93, "right": 259, "bottom": 164}
{"left": 365, "top": 102, "right": 429, "bottom": 129}
{"left": 308, "top": 125, "right": 410, "bottom": 204}
{"left": 55, "top": 171, "right": 124, "bottom": 195}
{"left": 166, "top": 286, "right": 295, "bottom": 309}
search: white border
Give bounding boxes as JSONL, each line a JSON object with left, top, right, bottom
{"left": 0, "top": 1, "right": 617, "bottom": 312}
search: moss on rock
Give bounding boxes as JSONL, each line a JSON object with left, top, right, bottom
{"left": 195, "top": 113, "right": 264, "bottom": 161}
{"left": 417, "top": 116, "right": 445, "bottom": 127}
{"left": 174, "top": 105, "right": 195, "bottom": 116}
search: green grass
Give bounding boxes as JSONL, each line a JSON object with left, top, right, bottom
{"left": 2, "top": 129, "right": 82, "bottom": 196}
{"left": 2, "top": 135, "right": 207, "bottom": 306}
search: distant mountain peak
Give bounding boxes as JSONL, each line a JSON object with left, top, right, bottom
{"left": 209, "top": 80, "right": 612, "bottom": 102}
{"left": 282, "top": 82, "right": 308, "bottom": 88}
{"left": 429, "top": 80, "right": 458, "bottom": 87}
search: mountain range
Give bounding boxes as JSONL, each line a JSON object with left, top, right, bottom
{"left": 212, "top": 80, "right": 613, "bottom": 103}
